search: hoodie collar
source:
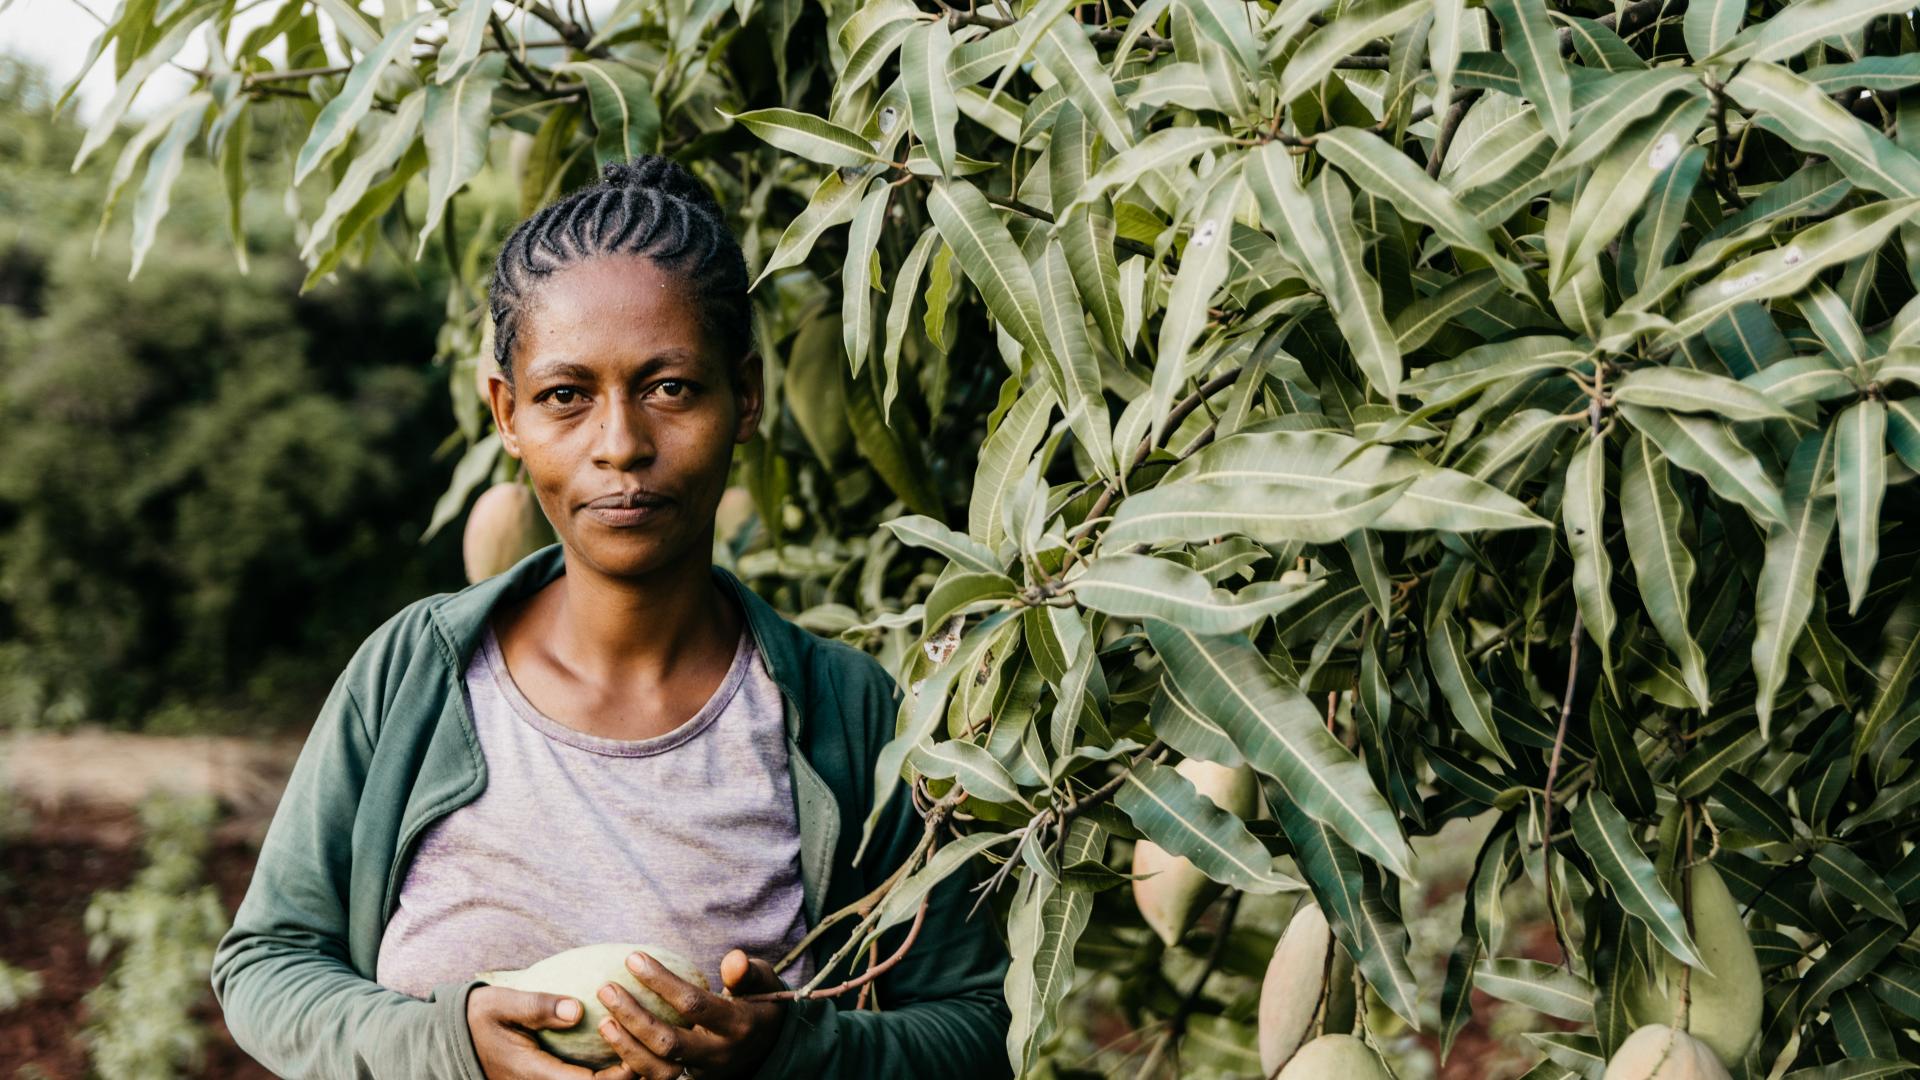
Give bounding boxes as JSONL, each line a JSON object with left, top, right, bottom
{"left": 424, "top": 543, "right": 815, "bottom": 739}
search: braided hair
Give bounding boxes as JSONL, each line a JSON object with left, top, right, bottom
{"left": 486, "top": 154, "right": 751, "bottom": 388}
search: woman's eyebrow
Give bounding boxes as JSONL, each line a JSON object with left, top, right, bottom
{"left": 524, "top": 350, "right": 700, "bottom": 383}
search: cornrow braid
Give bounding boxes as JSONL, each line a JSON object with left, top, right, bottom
{"left": 486, "top": 154, "right": 751, "bottom": 386}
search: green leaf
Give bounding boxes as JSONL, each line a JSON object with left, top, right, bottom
{"left": 1066, "top": 553, "right": 1324, "bottom": 634}
{"left": 842, "top": 180, "right": 890, "bottom": 377}
{"left": 126, "top": 91, "right": 208, "bottom": 279}
{"left": 1474, "top": 958, "right": 1596, "bottom": 1023}
{"left": 1810, "top": 844, "right": 1905, "bottom": 926}
{"left": 1620, "top": 433, "right": 1710, "bottom": 710}
{"left": 72, "top": 10, "right": 212, "bottom": 172}
{"left": 882, "top": 225, "right": 940, "bottom": 416}
{"left": 416, "top": 53, "right": 504, "bottom": 260}
{"left": 909, "top": 738, "right": 1026, "bottom": 807}
{"left": 1149, "top": 620, "right": 1413, "bottom": 878}
{"left": 1554, "top": 96, "right": 1711, "bottom": 293}
{"left": 926, "top": 179, "right": 1053, "bottom": 369}
{"left": 1620, "top": 403, "right": 1786, "bottom": 527}
{"left": 1104, "top": 476, "right": 1413, "bottom": 547}
{"left": 1393, "top": 270, "right": 1502, "bottom": 352}
{"left": 1168, "top": 429, "right": 1548, "bottom": 532}
{"left": 292, "top": 10, "right": 435, "bottom": 185}
{"left": 1063, "top": 127, "right": 1237, "bottom": 217}
{"left": 1723, "top": 62, "right": 1920, "bottom": 199}
{"left": 1005, "top": 821, "right": 1102, "bottom": 1072}
{"left": 1152, "top": 164, "right": 1244, "bottom": 445}
{"left": 438, "top": 0, "right": 493, "bottom": 82}
{"left": 1309, "top": 168, "right": 1402, "bottom": 403}
{"left": 857, "top": 610, "right": 1017, "bottom": 864}
{"left": 753, "top": 167, "right": 871, "bottom": 290}
{"left": 1274, "top": 799, "right": 1423, "bottom": 1025}
{"left": 1611, "top": 367, "right": 1798, "bottom": 424}
{"left": 882, "top": 515, "right": 1001, "bottom": 575}
{"left": 1033, "top": 13, "right": 1132, "bottom": 151}
{"left": 1565, "top": 428, "right": 1620, "bottom": 688}
{"left": 723, "top": 106, "right": 877, "bottom": 168}
{"left": 1036, "top": 240, "right": 1116, "bottom": 482}
{"left": 1753, "top": 427, "right": 1838, "bottom": 738}
{"left": 562, "top": 60, "right": 662, "bottom": 168}
{"left": 970, "top": 384, "right": 1057, "bottom": 549}
{"left": 1116, "top": 758, "right": 1295, "bottom": 892}
{"left": 1835, "top": 400, "right": 1887, "bottom": 615}
{"left": 1672, "top": 725, "right": 1765, "bottom": 796}
{"left": 1572, "top": 792, "right": 1707, "bottom": 971}
{"left": 1712, "top": 0, "right": 1920, "bottom": 64}
{"left": 902, "top": 20, "right": 959, "bottom": 179}
{"left": 1278, "top": 0, "right": 1432, "bottom": 106}
{"left": 1429, "top": 615, "right": 1512, "bottom": 764}
{"left": 1151, "top": 676, "right": 1245, "bottom": 768}
{"left": 846, "top": 352, "right": 943, "bottom": 517}
{"left": 1683, "top": 0, "right": 1742, "bottom": 60}
{"left": 1487, "top": 0, "right": 1571, "bottom": 141}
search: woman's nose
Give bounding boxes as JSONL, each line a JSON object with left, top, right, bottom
{"left": 592, "top": 396, "right": 657, "bottom": 469}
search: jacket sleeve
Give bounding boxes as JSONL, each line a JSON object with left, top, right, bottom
{"left": 209, "top": 645, "right": 490, "bottom": 1080}
{"left": 748, "top": 666, "right": 1015, "bottom": 1080}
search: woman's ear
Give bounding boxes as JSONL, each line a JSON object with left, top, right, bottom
{"left": 732, "top": 351, "right": 765, "bottom": 443}
{"left": 486, "top": 369, "right": 522, "bottom": 458}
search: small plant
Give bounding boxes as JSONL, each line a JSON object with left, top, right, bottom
{"left": 80, "top": 793, "right": 228, "bottom": 1080}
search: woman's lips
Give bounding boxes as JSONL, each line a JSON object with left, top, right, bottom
{"left": 582, "top": 502, "right": 669, "bottom": 527}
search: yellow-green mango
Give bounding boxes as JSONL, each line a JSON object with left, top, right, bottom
{"left": 1276, "top": 1034, "right": 1391, "bottom": 1080}
{"left": 1624, "top": 862, "right": 1763, "bottom": 1067}
{"left": 1258, "top": 901, "right": 1333, "bottom": 1075}
{"left": 1130, "top": 758, "right": 1260, "bottom": 946}
{"left": 1602, "top": 1024, "right": 1731, "bottom": 1080}
{"left": 479, "top": 942, "right": 709, "bottom": 1069}
{"left": 463, "top": 481, "right": 552, "bottom": 584}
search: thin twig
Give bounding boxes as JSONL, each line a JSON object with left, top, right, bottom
{"left": 741, "top": 897, "right": 931, "bottom": 1003}
{"left": 1135, "top": 890, "right": 1244, "bottom": 1079}
{"left": 491, "top": 11, "right": 550, "bottom": 93}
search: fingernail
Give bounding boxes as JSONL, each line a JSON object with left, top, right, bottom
{"left": 557, "top": 999, "right": 581, "bottom": 1022}
{"left": 600, "top": 1019, "right": 618, "bottom": 1038}
{"left": 599, "top": 985, "right": 618, "bottom": 1005}
{"left": 627, "top": 951, "right": 647, "bottom": 971}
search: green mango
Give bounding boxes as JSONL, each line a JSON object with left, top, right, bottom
{"left": 1602, "top": 1024, "right": 1731, "bottom": 1080}
{"left": 479, "top": 942, "right": 710, "bottom": 1069}
{"left": 1623, "top": 863, "right": 1763, "bottom": 1068}
{"left": 1276, "top": 1034, "right": 1391, "bottom": 1080}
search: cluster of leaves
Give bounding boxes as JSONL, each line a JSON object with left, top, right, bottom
{"left": 1, "top": 58, "right": 465, "bottom": 729}
{"left": 70, "top": 0, "right": 1920, "bottom": 1075}
{"left": 80, "top": 793, "right": 230, "bottom": 1080}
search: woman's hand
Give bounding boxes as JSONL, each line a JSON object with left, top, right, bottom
{"left": 593, "top": 947, "right": 789, "bottom": 1079}
{"left": 467, "top": 984, "right": 607, "bottom": 1079}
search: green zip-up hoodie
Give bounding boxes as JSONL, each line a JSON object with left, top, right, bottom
{"left": 210, "top": 544, "right": 1014, "bottom": 1079}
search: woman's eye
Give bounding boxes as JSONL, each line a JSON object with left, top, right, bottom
{"left": 656, "top": 380, "right": 695, "bottom": 399}
{"left": 539, "top": 387, "right": 582, "bottom": 405}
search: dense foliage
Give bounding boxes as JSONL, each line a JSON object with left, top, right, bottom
{"left": 66, "top": 0, "right": 1920, "bottom": 1077}
{"left": 0, "top": 59, "right": 465, "bottom": 729}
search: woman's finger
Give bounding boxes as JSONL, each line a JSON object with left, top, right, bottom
{"left": 477, "top": 986, "right": 592, "bottom": 1032}
{"left": 625, "top": 951, "right": 731, "bottom": 1030}
{"left": 598, "top": 984, "right": 726, "bottom": 1064}
{"left": 594, "top": 1015, "right": 687, "bottom": 1080}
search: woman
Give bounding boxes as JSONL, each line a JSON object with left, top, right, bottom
{"left": 211, "top": 155, "right": 1013, "bottom": 1079}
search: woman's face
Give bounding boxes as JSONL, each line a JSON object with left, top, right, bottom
{"left": 487, "top": 252, "right": 761, "bottom": 581}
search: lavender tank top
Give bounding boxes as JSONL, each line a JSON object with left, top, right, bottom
{"left": 375, "top": 620, "right": 815, "bottom": 998}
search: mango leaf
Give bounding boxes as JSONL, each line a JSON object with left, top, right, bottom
{"left": 841, "top": 180, "right": 890, "bottom": 377}
{"left": 902, "top": 20, "right": 959, "bottom": 179}
{"left": 1149, "top": 620, "right": 1413, "bottom": 878}
{"left": 1116, "top": 758, "right": 1296, "bottom": 892}
{"left": 1151, "top": 163, "right": 1244, "bottom": 445}
{"left": 1835, "top": 400, "right": 1887, "bottom": 615}
{"left": 1104, "top": 476, "right": 1412, "bottom": 547}
{"left": 416, "top": 53, "right": 504, "bottom": 259}
{"left": 1005, "top": 820, "right": 1103, "bottom": 1072}
{"left": 1564, "top": 433, "right": 1617, "bottom": 687}
{"left": 293, "top": 11, "right": 435, "bottom": 185}
{"left": 1712, "top": 0, "right": 1920, "bottom": 64}
{"left": 1487, "top": 0, "right": 1571, "bottom": 141}
{"left": 1620, "top": 433, "right": 1710, "bottom": 709}
{"left": 927, "top": 179, "right": 1053, "bottom": 368}
{"left": 722, "top": 106, "right": 878, "bottom": 168}
{"left": 1066, "top": 553, "right": 1324, "bottom": 634}
{"left": 1611, "top": 367, "right": 1798, "bottom": 424}
{"left": 1619, "top": 403, "right": 1786, "bottom": 527}
{"left": 1572, "top": 792, "right": 1707, "bottom": 970}
{"left": 1429, "top": 615, "right": 1511, "bottom": 764}
{"left": 857, "top": 610, "right": 1018, "bottom": 864}
{"left": 1278, "top": 0, "right": 1432, "bottom": 106}
{"left": 1723, "top": 62, "right": 1920, "bottom": 200}
{"left": 1753, "top": 427, "right": 1837, "bottom": 737}
{"left": 1166, "top": 429, "right": 1547, "bottom": 532}
{"left": 1309, "top": 169, "right": 1403, "bottom": 403}
{"left": 1474, "top": 958, "right": 1596, "bottom": 1023}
